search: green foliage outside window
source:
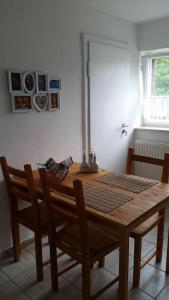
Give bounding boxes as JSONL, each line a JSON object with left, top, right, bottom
{"left": 154, "top": 57, "right": 169, "bottom": 96}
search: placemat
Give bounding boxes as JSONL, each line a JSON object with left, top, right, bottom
{"left": 96, "top": 172, "right": 158, "bottom": 193}
{"left": 83, "top": 184, "right": 133, "bottom": 213}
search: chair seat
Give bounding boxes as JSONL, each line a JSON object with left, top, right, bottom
{"left": 17, "top": 202, "right": 63, "bottom": 232}
{"left": 130, "top": 213, "right": 163, "bottom": 237}
{"left": 56, "top": 221, "right": 119, "bottom": 259}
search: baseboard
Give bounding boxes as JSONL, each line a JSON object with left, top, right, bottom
{"left": 0, "top": 236, "right": 35, "bottom": 260}
{"left": 0, "top": 248, "right": 13, "bottom": 260}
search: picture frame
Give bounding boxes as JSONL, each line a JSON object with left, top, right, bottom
{"left": 11, "top": 93, "right": 33, "bottom": 112}
{"left": 36, "top": 72, "right": 48, "bottom": 93}
{"left": 48, "top": 76, "right": 61, "bottom": 92}
{"left": 33, "top": 93, "right": 49, "bottom": 112}
{"left": 48, "top": 92, "right": 60, "bottom": 111}
{"left": 8, "top": 70, "right": 23, "bottom": 93}
{"left": 8, "top": 69, "right": 62, "bottom": 113}
{"left": 23, "top": 71, "right": 36, "bottom": 94}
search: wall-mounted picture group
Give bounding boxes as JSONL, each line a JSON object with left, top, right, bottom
{"left": 8, "top": 70, "right": 61, "bottom": 112}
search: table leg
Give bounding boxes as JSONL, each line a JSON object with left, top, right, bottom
{"left": 166, "top": 231, "right": 169, "bottom": 274}
{"left": 119, "top": 229, "right": 129, "bottom": 300}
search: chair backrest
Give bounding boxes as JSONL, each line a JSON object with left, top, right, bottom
{"left": 0, "top": 156, "right": 41, "bottom": 226}
{"left": 39, "top": 167, "right": 89, "bottom": 252}
{"left": 126, "top": 147, "right": 169, "bottom": 183}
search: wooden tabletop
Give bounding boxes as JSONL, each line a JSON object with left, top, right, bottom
{"left": 12, "top": 162, "right": 169, "bottom": 230}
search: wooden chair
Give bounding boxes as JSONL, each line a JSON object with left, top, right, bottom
{"left": 0, "top": 157, "right": 64, "bottom": 281}
{"left": 126, "top": 147, "right": 169, "bottom": 287}
{"left": 39, "top": 168, "right": 120, "bottom": 300}
{"left": 166, "top": 231, "right": 169, "bottom": 273}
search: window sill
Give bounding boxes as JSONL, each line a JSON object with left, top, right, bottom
{"left": 134, "top": 126, "right": 169, "bottom": 132}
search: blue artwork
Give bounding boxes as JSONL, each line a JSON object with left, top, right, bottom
{"left": 49, "top": 79, "right": 60, "bottom": 90}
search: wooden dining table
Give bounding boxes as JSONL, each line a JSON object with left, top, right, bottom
{"left": 12, "top": 162, "right": 169, "bottom": 300}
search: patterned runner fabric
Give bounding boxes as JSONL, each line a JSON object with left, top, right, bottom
{"left": 83, "top": 183, "right": 133, "bottom": 213}
{"left": 96, "top": 172, "right": 158, "bottom": 193}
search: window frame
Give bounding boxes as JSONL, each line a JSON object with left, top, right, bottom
{"left": 141, "top": 50, "right": 169, "bottom": 126}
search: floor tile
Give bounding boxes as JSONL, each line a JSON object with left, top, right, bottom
{"left": 92, "top": 281, "right": 120, "bottom": 300}
{"left": 12, "top": 252, "right": 79, "bottom": 299}
{"left": 0, "top": 281, "right": 30, "bottom": 300}
{"left": 0, "top": 214, "right": 169, "bottom": 300}
{"left": 61, "top": 262, "right": 82, "bottom": 288}
{"left": 162, "top": 234, "right": 168, "bottom": 250}
{"left": 104, "top": 249, "right": 134, "bottom": 275}
{"left": 0, "top": 250, "right": 35, "bottom": 279}
{"left": 63, "top": 262, "right": 117, "bottom": 293}
{"left": 103, "top": 281, "right": 154, "bottom": 300}
{"left": 127, "top": 287, "right": 153, "bottom": 300}
{"left": 35, "top": 278, "right": 82, "bottom": 300}
{"left": 90, "top": 267, "right": 117, "bottom": 295}
{"left": 157, "top": 283, "right": 169, "bottom": 300}
{"left": 26, "top": 237, "right": 62, "bottom": 264}
{"left": 143, "top": 228, "right": 157, "bottom": 244}
{"left": 148, "top": 247, "right": 168, "bottom": 272}
{"left": 13, "top": 265, "right": 65, "bottom": 300}
{"left": 139, "top": 211, "right": 169, "bottom": 248}
{"left": 57, "top": 253, "right": 75, "bottom": 271}
{"left": 13, "top": 261, "right": 81, "bottom": 300}
{"left": 93, "top": 281, "right": 153, "bottom": 300}
{"left": 128, "top": 264, "right": 169, "bottom": 298}
{"left": 0, "top": 270, "right": 10, "bottom": 286}
{"left": 26, "top": 240, "right": 50, "bottom": 263}
{"left": 129, "top": 238, "right": 156, "bottom": 258}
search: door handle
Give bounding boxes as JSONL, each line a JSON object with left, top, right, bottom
{"left": 121, "top": 123, "right": 128, "bottom": 135}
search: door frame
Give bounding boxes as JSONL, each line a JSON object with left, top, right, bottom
{"left": 82, "top": 33, "right": 128, "bottom": 156}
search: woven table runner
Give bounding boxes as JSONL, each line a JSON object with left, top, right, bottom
{"left": 83, "top": 184, "right": 133, "bottom": 213}
{"left": 96, "top": 173, "right": 158, "bottom": 193}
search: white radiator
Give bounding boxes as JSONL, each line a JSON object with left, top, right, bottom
{"left": 134, "top": 140, "right": 169, "bottom": 180}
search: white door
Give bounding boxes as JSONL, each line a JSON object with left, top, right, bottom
{"left": 88, "top": 41, "right": 130, "bottom": 172}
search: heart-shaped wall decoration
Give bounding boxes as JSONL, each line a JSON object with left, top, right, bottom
{"left": 33, "top": 94, "right": 48, "bottom": 112}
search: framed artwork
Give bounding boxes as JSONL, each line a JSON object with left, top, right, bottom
{"left": 8, "top": 69, "right": 62, "bottom": 113}
{"left": 33, "top": 93, "right": 48, "bottom": 112}
{"left": 48, "top": 92, "right": 60, "bottom": 111}
{"left": 36, "top": 72, "right": 48, "bottom": 93}
{"left": 8, "top": 70, "right": 23, "bottom": 93}
{"left": 11, "top": 93, "right": 32, "bottom": 112}
{"left": 48, "top": 76, "right": 61, "bottom": 92}
{"left": 23, "top": 72, "right": 36, "bottom": 93}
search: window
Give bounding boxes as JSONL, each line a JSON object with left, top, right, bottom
{"left": 142, "top": 53, "right": 169, "bottom": 125}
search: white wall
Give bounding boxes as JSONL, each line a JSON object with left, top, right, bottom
{"left": 0, "top": 0, "right": 139, "bottom": 253}
{"left": 138, "top": 17, "right": 169, "bottom": 51}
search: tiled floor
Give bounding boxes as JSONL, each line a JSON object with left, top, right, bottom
{"left": 0, "top": 217, "right": 169, "bottom": 300}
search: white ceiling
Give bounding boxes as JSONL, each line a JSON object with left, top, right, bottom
{"left": 73, "top": 0, "right": 169, "bottom": 24}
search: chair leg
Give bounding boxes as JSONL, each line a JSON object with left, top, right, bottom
{"left": 98, "top": 257, "right": 105, "bottom": 268}
{"left": 133, "top": 236, "right": 142, "bottom": 288}
{"left": 49, "top": 233, "right": 58, "bottom": 291}
{"left": 166, "top": 232, "right": 169, "bottom": 274}
{"left": 34, "top": 233, "right": 43, "bottom": 281}
{"left": 11, "top": 221, "right": 20, "bottom": 262}
{"left": 82, "top": 261, "right": 91, "bottom": 300}
{"left": 156, "top": 210, "right": 165, "bottom": 263}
